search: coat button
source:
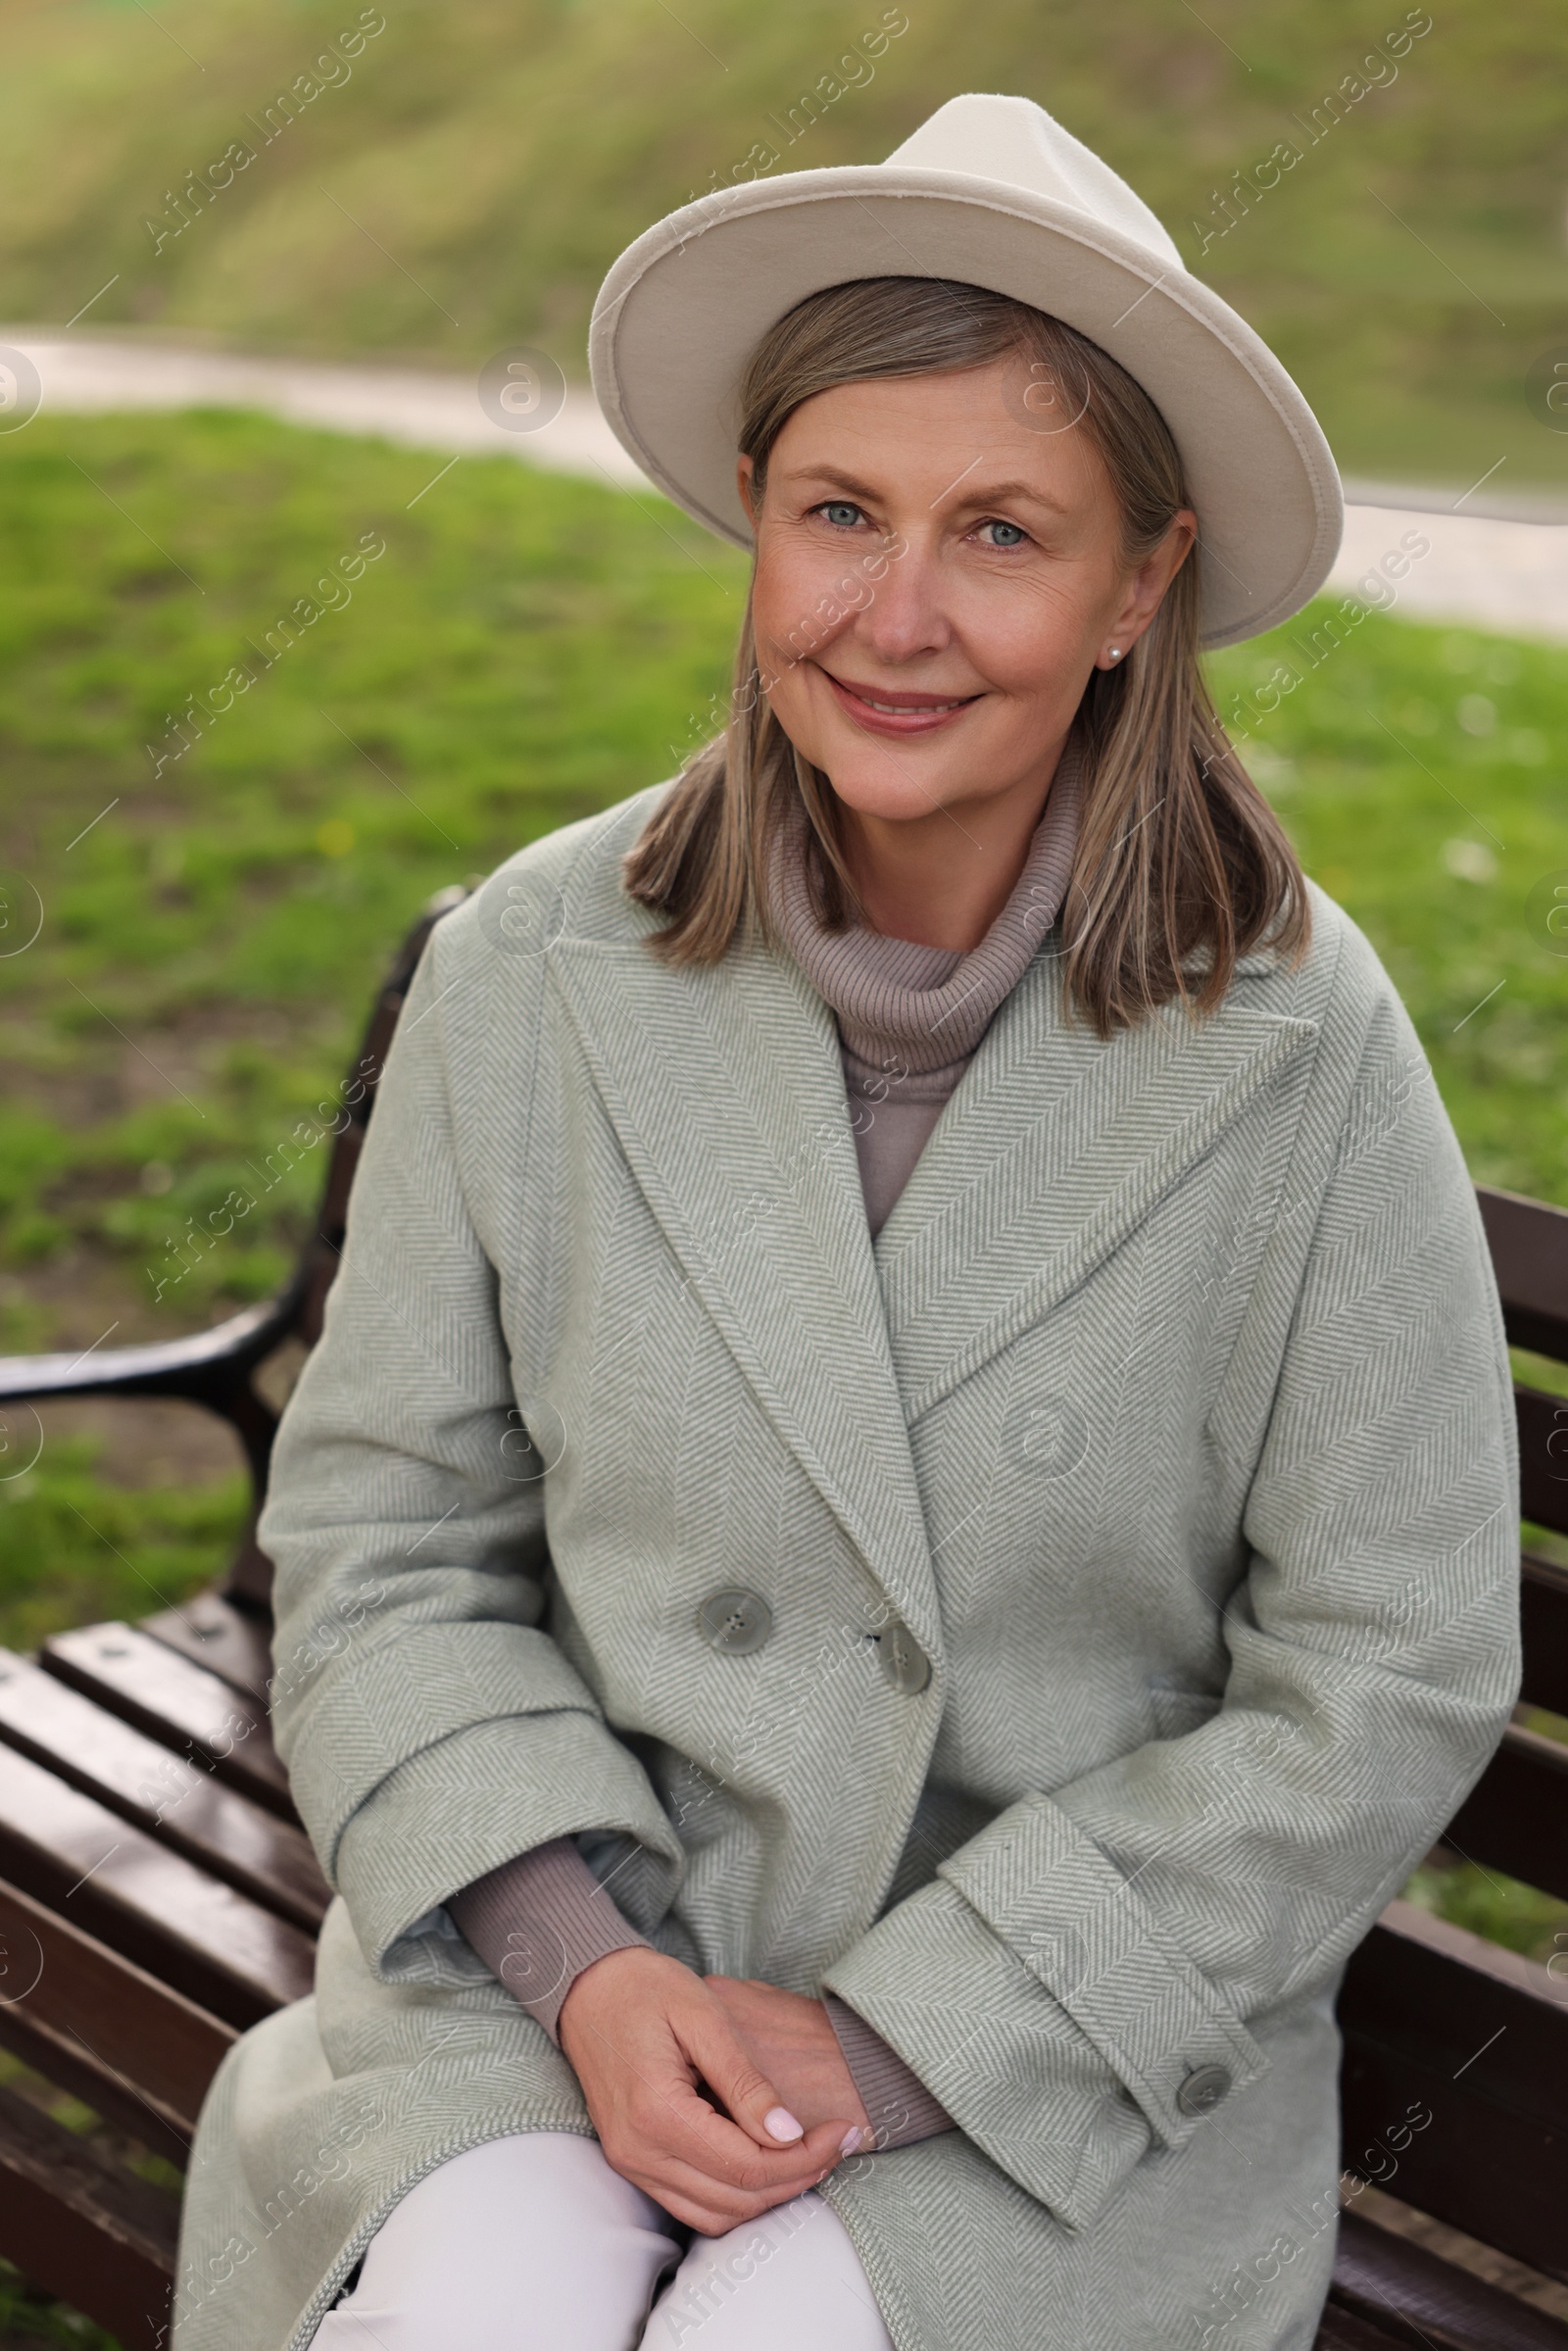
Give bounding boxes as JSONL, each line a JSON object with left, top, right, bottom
{"left": 876, "top": 1622, "right": 932, "bottom": 1694}
{"left": 697, "top": 1589, "right": 772, "bottom": 1655}
{"left": 1176, "top": 2065, "right": 1232, "bottom": 2117}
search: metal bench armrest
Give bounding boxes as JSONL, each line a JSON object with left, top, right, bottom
{"left": 0, "top": 1287, "right": 301, "bottom": 1414}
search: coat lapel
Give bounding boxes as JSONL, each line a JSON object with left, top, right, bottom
{"left": 551, "top": 924, "right": 1317, "bottom": 1634}
{"left": 873, "top": 951, "right": 1319, "bottom": 1422}
{"left": 548, "top": 929, "right": 944, "bottom": 1657}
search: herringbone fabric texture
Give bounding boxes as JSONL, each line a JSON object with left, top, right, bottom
{"left": 173, "top": 784, "right": 1520, "bottom": 2351}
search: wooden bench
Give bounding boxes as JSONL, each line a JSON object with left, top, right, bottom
{"left": 0, "top": 893, "right": 1564, "bottom": 2350}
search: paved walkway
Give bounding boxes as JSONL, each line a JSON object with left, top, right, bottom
{"left": 7, "top": 331, "right": 1568, "bottom": 643}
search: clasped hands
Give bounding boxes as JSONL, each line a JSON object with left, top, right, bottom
{"left": 557, "top": 1946, "right": 873, "bottom": 2235}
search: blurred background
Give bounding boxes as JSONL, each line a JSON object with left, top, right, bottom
{"left": 0, "top": 2, "right": 1565, "bottom": 2334}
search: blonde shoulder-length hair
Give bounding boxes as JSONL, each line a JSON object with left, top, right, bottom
{"left": 621, "top": 275, "right": 1309, "bottom": 1038}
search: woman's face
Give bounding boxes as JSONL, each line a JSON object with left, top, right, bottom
{"left": 737, "top": 351, "right": 1196, "bottom": 834}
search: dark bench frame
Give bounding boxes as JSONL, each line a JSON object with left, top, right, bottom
{"left": 0, "top": 892, "right": 1564, "bottom": 2351}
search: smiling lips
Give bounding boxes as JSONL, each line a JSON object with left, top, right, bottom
{"left": 822, "top": 668, "right": 981, "bottom": 736}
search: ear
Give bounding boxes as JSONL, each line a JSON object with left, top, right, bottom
{"left": 1097, "top": 508, "right": 1198, "bottom": 667}
{"left": 736, "top": 453, "right": 759, "bottom": 529}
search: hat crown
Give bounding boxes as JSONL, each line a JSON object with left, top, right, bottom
{"left": 883, "top": 94, "right": 1185, "bottom": 272}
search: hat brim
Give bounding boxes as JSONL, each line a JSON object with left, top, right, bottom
{"left": 589, "top": 167, "right": 1344, "bottom": 649}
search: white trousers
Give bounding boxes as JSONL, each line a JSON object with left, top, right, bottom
{"left": 313, "top": 2131, "right": 897, "bottom": 2351}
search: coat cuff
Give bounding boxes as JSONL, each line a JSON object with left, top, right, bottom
{"left": 331, "top": 1708, "right": 683, "bottom": 1982}
{"left": 938, "top": 1789, "right": 1269, "bottom": 2145}
{"left": 281, "top": 1619, "right": 604, "bottom": 1870}
{"left": 821, "top": 1993, "right": 955, "bottom": 2148}
{"left": 823, "top": 1790, "right": 1272, "bottom": 2229}
{"left": 821, "top": 1874, "right": 1154, "bottom": 2230}
{"left": 449, "top": 1837, "right": 653, "bottom": 2041}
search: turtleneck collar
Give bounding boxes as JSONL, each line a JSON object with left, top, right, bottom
{"left": 765, "top": 736, "right": 1083, "bottom": 1092}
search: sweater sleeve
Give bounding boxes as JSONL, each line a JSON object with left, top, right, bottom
{"left": 448, "top": 1839, "right": 652, "bottom": 2041}
{"left": 452, "top": 1842, "right": 955, "bottom": 2145}
{"left": 822, "top": 1993, "right": 956, "bottom": 2148}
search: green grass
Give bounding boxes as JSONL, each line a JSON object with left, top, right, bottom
{"left": 0, "top": 2254, "right": 117, "bottom": 2350}
{"left": 0, "top": 1438, "right": 248, "bottom": 1654}
{"left": 0, "top": 404, "right": 1564, "bottom": 1988}
{"left": 0, "top": 407, "right": 749, "bottom": 1357}
{"left": 3, "top": 0, "right": 1568, "bottom": 492}
{"left": 1403, "top": 1848, "right": 1568, "bottom": 1968}
{"left": 1207, "top": 612, "right": 1568, "bottom": 1199}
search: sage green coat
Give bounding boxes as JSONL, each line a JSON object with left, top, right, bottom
{"left": 173, "top": 783, "right": 1519, "bottom": 2351}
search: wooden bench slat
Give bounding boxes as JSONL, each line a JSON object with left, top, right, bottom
{"left": 41, "top": 1622, "right": 294, "bottom": 1820}
{"left": 0, "top": 1649, "right": 326, "bottom": 1933}
{"left": 1478, "top": 1189, "right": 1568, "bottom": 1367}
{"left": 0, "top": 1874, "right": 232, "bottom": 2156}
{"left": 0, "top": 2003, "right": 192, "bottom": 2171}
{"left": 1442, "top": 1722, "right": 1568, "bottom": 1908}
{"left": 0, "top": 1744, "right": 314, "bottom": 2028}
{"left": 140, "top": 1590, "right": 276, "bottom": 1701}
{"left": 1337, "top": 1902, "right": 1568, "bottom": 2286}
{"left": 1516, "top": 1387, "right": 1568, "bottom": 1539}
{"left": 1315, "top": 2306, "right": 1410, "bottom": 2351}
{"left": 0, "top": 2080, "right": 175, "bottom": 2350}
{"left": 1331, "top": 2208, "right": 1568, "bottom": 2349}
{"left": 1519, "top": 1554, "right": 1568, "bottom": 1721}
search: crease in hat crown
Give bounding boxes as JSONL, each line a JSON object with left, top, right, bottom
{"left": 588, "top": 90, "right": 1344, "bottom": 648}
{"left": 882, "top": 94, "right": 1186, "bottom": 268}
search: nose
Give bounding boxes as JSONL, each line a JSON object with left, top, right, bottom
{"left": 847, "top": 531, "right": 954, "bottom": 667}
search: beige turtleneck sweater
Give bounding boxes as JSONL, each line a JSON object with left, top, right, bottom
{"left": 449, "top": 751, "right": 1082, "bottom": 2151}
{"left": 767, "top": 741, "right": 1082, "bottom": 1233}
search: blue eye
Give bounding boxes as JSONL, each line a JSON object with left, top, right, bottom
{"left": 981, "top": 518, "right": 1028, "bottom": 548}
{"left": 818, "top": 501, "right": 862, "bottom": 527}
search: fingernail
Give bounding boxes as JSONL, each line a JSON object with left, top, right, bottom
{"left": 764, "top": 2107, "right": 804, "bottom": 2142}
{"left": 839, "top": 2126, "right": 863, "bottom": 2156}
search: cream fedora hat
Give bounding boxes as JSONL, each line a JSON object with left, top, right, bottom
{"left": 589, "top": 92, "right": 1343, "bottom": 649}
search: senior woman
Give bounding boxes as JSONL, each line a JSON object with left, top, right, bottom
{"left": 174, "top": 93, "right": 1519, "bottom": 2351}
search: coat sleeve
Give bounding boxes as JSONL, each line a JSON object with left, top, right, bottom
{"left": 259, "top": 915, "right": 683, "bottom": 1985}
{"left": 821, "top": 930, "right": 1522, "bottom": 2230}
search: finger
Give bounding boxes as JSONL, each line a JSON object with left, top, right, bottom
{"left": 613, "top": 2132, "right": 854, "bottom": 2236}
{"left": 673, "top": 1999, "right": 807, "bottom": 2151}
{"left": 571, "top": 2005, "right": 763, "bottom": 2180}
{"left": 627, "top": 2059, "right": 858, "bottom": 2200}
{"left": 583, "top": 2025, "right": 789, "bottom": 2188}
{"left": 654, "top": 2096, "right": 858, "bottom": 2200}
{"left": 574, "top": 1998, "right": 855, "bottom": 2193}
{"left": 642, "top": 2071, "right": 842, "bottom": 2191}
{"left": 662, "top": 2059, "right": 864, "bottom": 2181}
{"left": 612, "top": 2149, "right": 779, "bottom": 2236}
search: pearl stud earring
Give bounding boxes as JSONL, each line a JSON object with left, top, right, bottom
{"left": 1107, "top": 646, "right": 1123, "bottom": 663}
